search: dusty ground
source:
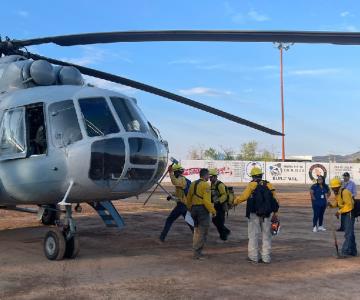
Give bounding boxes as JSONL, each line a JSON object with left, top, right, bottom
{"left": 1, "top": 185, "right": 360, "bottom": 300}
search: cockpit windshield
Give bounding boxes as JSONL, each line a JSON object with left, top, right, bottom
{"left": 79, "top": 97, "right": 119, "bottom": 137}
{"left": 110, "top": 97, "right": 148, "bottom": 133}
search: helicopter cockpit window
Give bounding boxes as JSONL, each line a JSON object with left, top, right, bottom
{"left": 0, "top": 107, "right": 26, "bottom": 158}
{"left": 26, "top": 103, "right": 47, "bottom": 155}
{"left": 79, "top": 97, "right": 119, "bottom": 137}
{"left": 49, "top": 100, "right": 82, "bottom": 147}
{"left": 110, "top": 97, "right": 148, "bottom": 133}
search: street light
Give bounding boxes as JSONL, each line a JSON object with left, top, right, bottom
{"left": 274, "top": 42, "right": 292, "bottom": 162}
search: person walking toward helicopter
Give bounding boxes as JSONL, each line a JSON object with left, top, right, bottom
{"left": 159, "top": 163, "right": 192, "bottom": 242}
{"left": 209, "top": 168, "right": 231, "bottom": 241}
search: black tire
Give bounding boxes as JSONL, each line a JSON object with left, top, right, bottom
{"left": 64, "top": 235, "right": 80, "bottom": 259}
{"left": 44, "top": 228, "right": 66, "bottom": 260}
{"left": 41, "top": 205, "right": 58, "bottom": 225}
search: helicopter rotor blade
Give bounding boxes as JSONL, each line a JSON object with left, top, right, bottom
{"left": 17, "top": 50, "right": 282, "bottom": 136}
{"left": 13, "top": 30, "right": 360, "bottom": 47}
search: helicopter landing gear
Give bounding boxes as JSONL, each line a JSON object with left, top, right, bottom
{"left": 43, "top": 205, "right": 79, "bottom": 260}
{"left": 40, "top": 204, "right": 60, "bottom": 225}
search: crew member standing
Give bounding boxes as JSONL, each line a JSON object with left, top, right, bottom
{"left": 310, "top": 175, "right": 331, "bottom": 232}
{"left": 186, "top": 168, "right": 216, "bottom": 259}
{"left": 338, "top": 172, "right": 357, "bottom": 231}
{"left": 209, "top": 169, "right": 231, "bottom": 241}
{"left": 233, "top": 167, "right": 279, "bottom": 264}
{"left": 328, "top": 178, "right": 357, "bottom": 257}
{"left": 159, "top": 163, "right": 192, "bottom": 242}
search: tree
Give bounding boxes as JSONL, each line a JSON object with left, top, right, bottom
{"left": 240, "top": 141, "right": 258, "bottom": 160}
{"left": 259, "top": 150, "right": 276, "bottom": 162}
{"left": 187, "top": 147, "right": 201, "bottom": 160}
{"left": 221, "top": 146, "right": 235, "bottom": 160}
{"left": 203, "top": 147, "right": 220, "bottom": 160}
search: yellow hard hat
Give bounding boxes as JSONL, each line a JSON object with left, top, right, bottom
{"left": 209, "top": 168, "right": 218, "bottom": 176}
{"left": 250, "top": 167, "right": 263, "bottom": 177}
{"left": 330, "top": 178, "right": 341, "bottom": 188}
{"left": 172, "top": 163, "right": 184, "bottom": 171}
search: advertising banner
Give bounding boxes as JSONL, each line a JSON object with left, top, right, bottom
{"left": 265, "top": 162, "right": 306, "bottom": 184}
{"left": 161, "top": 160, "right": 360, "bottom": 185}
{"left": 329, "top": 163, "right": 360, "bottom": 185}
{"left": 305, "top": 162, "right": 330, "bottom": 184}
{"left": 242, "top": 161, "right": 266, "bottom": 182}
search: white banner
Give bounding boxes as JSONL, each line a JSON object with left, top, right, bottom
{"left": 329, "top": 163, "right": 360, "bottom": 185}
{"left": 242, "top": 161, "right": 266, "bottom": 182}
{"left": 305, "top": 162, "right": 330, "bottom": 184}
{"left": 161, "top": 160, "right": 360, "bottom": 185}
{"left": 265, "top": 162, "right": 306, "bottom": 184}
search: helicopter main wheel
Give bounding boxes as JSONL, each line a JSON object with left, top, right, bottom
{"left": 44, "top": 228, "right": 66, "bottom": 260}
{"left": 41, "top": 205, "right": 59, "bottom": 225}
{"left": 64, "top": 234, "right": 80, "bottom": 259}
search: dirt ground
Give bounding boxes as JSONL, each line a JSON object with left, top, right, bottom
{"left": 1, "top": 185, "right": 360, "bottom": 300}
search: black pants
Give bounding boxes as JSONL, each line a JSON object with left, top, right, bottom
{"left": 212, "top": 202, "right": 231, "bottom": 240}
{"left": 160, "top": 202, "right": 193, "bottom": 241}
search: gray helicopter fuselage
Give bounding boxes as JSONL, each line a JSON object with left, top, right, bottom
{"left": 0, "top": 85, "right": 168, "bottom": 206}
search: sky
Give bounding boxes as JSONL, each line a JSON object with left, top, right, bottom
{"left": 2, "top": 0, "right": 360, "bottom": 159}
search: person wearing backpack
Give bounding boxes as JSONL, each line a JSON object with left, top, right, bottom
{"left": 233, "top": 167, "right": 279, "bottom": 264}
{"left": 186, "top": 168, "right": 216, "bottom": 259}
{"left": 159, "top": 163, "right": 193, "bottom": 242}
{"left": 337, "top": 172, "right": 357, "bottom": 232}
{"left": 209, "top": 168, "right": 231, "bottom": 241}
{"left": 328, "top": 178, "right": 357, "bottom": 257}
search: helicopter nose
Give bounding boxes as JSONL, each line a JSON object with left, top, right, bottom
{"left": 88, "top": 137, "right": 168, "bottom": 195}
{"left": 89, "top": 138, "right": 126, "bottom": 181}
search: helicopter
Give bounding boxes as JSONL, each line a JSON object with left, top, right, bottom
{"left": 0, "top": 30, "right": 353, "bottom": 261}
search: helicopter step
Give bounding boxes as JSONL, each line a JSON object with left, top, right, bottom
{"left": 89, "top": 201, "right": 125, "bottom": 229}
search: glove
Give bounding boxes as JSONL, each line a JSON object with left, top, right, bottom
{"left": 167, "top": 165, "right": 173, "bottom": 172}
{"left": 271, "top": 213, "right": 279, "bottom": 223}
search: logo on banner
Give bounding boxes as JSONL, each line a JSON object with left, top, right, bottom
{"left": 269, "top": 163, "right": 283, "bottom": 176}
{"left": 246, "top": 161, "right": 263, "bottom": 176}
{"left": 309, "top": 164, "right": 327, "bottom": 181}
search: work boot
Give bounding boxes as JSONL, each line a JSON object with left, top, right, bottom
{"left": 246, "top": 257, "right": 258, "bottom": 264}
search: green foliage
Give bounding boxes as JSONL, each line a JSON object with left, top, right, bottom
{"left": 203, "top": 147, "right": 220, "bottom": 160}
{"left": 187, "top": 141, "right": 276, "bottom": 161}
{"left": 239, "top": 141, "right": 258, "bottom": 160}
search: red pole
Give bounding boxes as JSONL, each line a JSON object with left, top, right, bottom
{"left": 280, "top": 46, "right": 285, "bottom": 162}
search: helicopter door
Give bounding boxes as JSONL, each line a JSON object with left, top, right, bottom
{"left": 0, "top": 107, "right": 27, "bottom": 160}
{"left": 26, "top": 103, "right": 47, "bottom": 156}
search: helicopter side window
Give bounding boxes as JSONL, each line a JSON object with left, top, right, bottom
{"left": 0, "top": 107, "right": 26, "bottom": 159}
{"left": 26, "top": 103, "right": 47, "bottom": 156}
{"left": 49, "top": 100, "right": 82, "bottom": 147}
{"left": 110, "top": 97, "right": 147, "bottom": 133}
{"left": 78, "top": 97, "right": 119, "bottom": 137}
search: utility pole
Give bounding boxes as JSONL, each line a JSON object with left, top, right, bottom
{"left": 275, "top": 42, "right": 291, "bottom": 162}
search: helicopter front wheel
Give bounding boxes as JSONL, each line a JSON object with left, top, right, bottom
{"left": 44, "top": 228, "right": 66, "bottom": 260}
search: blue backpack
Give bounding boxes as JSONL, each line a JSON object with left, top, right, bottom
{"left": 183, "top": 178, "right": 192, "bottom": 196}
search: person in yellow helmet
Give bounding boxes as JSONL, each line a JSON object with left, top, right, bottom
{"left": 159, "top": 163, "right": 193, "bottom": 242}
{"left": 233, "top": 167, "right": 279, "bottom": 264}
{"left": 187, "top": 168, "right": 216, "bottom": 259}
{"left": 328, "top": 178, "right": 357, "bottom": 257}
{"left": 209, "top": 168, "right": 231, "bottom": 241}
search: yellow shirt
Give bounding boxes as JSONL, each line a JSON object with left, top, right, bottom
{"left": 234, "top": 181, "right": 278, "bottom": 206}
{"left": 186, "top": 179, "right": 216, "bottom": 214}
{"left": 211, "top": 181, "right": 228, "bottom": 204}
{"left": 169, "top": 172, "right": 186, "bottom": 203}
{"left": 330, "top": 188, "right": 354, "bottom": 214}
